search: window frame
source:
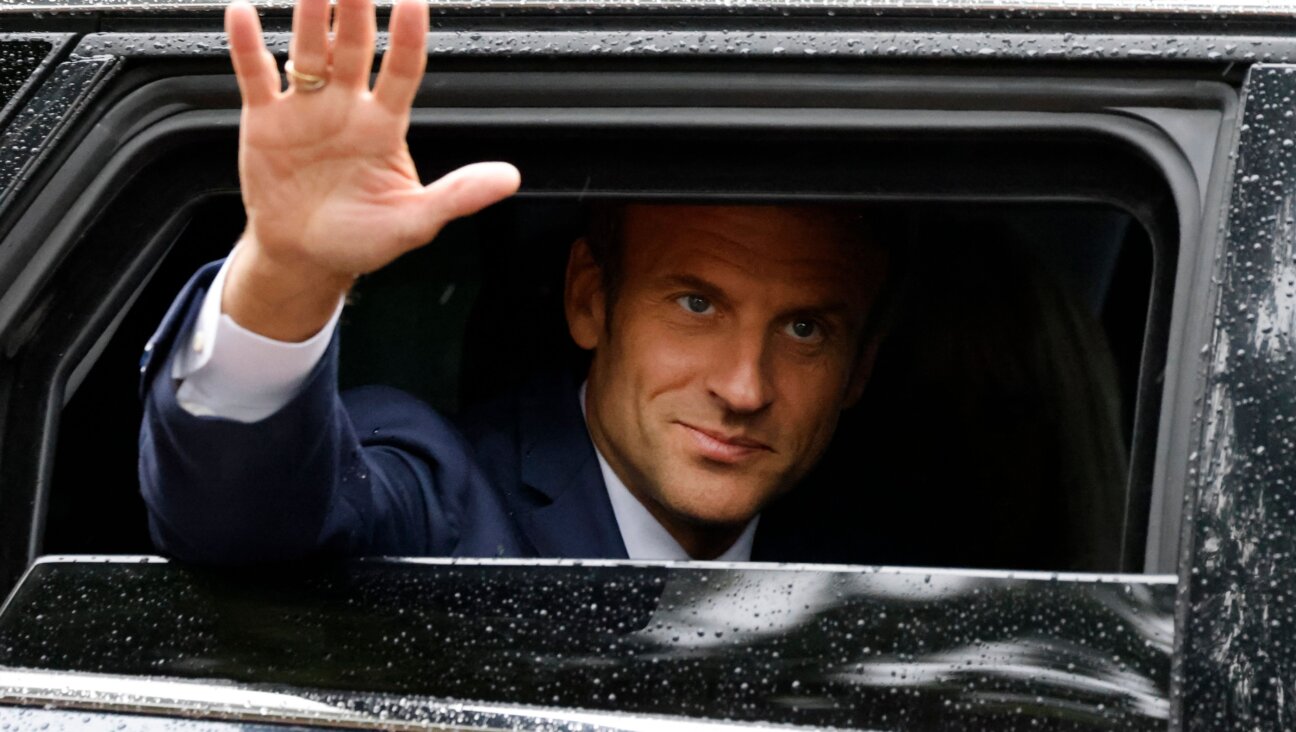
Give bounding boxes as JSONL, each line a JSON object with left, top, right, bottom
{"left": 0, "top": 64, "right": 1229, "bottom": 591}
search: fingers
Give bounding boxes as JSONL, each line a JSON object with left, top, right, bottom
{"left": 407, "top": 162, "right": 522, "bottom": 243}
{"left": 226, "top": 1, "right": 278, "bottom": 107}
{"left": 331, "top": 0, "right": 376, "bottom": 88}
{"left": 373, "top": 0, "right": 428, "bottom": 114}
{"left": 289, "top": 0, "right": 331, "bottom": 78}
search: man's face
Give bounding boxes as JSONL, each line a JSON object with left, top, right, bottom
{"left": 568, "top": 204, "right": 887, "bottom": 538}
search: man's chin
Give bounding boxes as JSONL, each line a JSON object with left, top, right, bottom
{"left": 658, "top": 480, "right": 770, "bottom": 528}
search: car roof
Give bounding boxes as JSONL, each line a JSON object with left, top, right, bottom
{"left": 1, "top": 0, "right": 1296, "bottom": 18}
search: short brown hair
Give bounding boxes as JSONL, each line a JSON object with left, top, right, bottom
{"left": 584, "top": 201, "right": 627, "bottom": 309}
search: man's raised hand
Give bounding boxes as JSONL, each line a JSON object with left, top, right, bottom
{"left": 222, "top": 0, "right": 520, "bottom": 341}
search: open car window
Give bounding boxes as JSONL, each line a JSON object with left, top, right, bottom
{"left": 37, "top": 90, "right": 1195, "bottom": 574}
{"left": 49, "top": 193, "right": 1157, "bottom": 575}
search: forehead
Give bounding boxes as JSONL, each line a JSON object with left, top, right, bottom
{"left": 618, "top": 204, "right": 883, "bottom": 299}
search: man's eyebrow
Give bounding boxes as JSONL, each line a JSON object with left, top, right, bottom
{"left": 779, "top": 301, "right": 854, "bottom": 319}
{"left": 657, "top": 274, "right": 728, "bottom": 300}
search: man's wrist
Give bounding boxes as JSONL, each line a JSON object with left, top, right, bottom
{"left": 222, "top": 235, "right": 354, "bottom": 343}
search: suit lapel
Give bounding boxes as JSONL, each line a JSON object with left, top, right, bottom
{"left": 515, "top": 371, "right": 629, "bottom": 559}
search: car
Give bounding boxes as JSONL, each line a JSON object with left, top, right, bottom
{"left": 0, "top": 0, "right": 1290, "bottom": 728}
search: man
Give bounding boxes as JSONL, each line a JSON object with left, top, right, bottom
{"left": 137, "top": 0, "right": 888, "bottom": 564}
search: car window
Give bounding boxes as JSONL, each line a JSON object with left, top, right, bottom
{"left": 24, "top": 83, "right": 1195, "bottom": 576}
{"left": 44, "top": 193, "right": 1156, "bottom": 574}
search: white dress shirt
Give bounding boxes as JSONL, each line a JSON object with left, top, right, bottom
{"left": 171, "top": 248, "right": 342, "bottom": 422}
{"left": 172, "top": 251, "right": 758, "bottom": 560}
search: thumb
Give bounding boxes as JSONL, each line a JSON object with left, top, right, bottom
{"left": 409, "top": 162, "right": 521, "bottom": 242}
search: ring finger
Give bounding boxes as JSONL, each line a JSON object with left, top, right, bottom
{"left": 288, "top": 0, "right": 331, "bottom": 85}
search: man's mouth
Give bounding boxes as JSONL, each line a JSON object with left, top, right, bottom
{"left": 676, "top": 422, "right": 773, "bottom": 464}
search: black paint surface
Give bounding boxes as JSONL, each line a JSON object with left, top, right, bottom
{"left": 1181, "top": 64, "right": 1296, "bottom": 731}
{"left": 0, "top": 40, "right": 48, "bottom": 113}
{"left": 0, "top": 559, "right": 1173, "bottom": 730}
{"left": 0, "top": 55, "right": 115, "bottom": 206}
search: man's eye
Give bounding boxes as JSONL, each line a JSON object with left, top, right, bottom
{"left": 785, "top": 319, "right": 821, "bottom": 342}
{"left": 676, "top": 294, "right": 715, "bottom": 315}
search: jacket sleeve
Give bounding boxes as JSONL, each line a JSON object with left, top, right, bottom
{"left": 137, "top": 262, "right": 503, "bottom": 564}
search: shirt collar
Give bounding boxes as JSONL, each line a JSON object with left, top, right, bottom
{"left": 579, "top": 382, "right": 758, "bottom": 561}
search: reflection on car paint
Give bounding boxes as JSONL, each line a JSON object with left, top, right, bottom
{"left": 5, "top": 0, "right": 1296, "bottom": 16}
{"left": 59, "top": 28, "right": 1296, "bottom": 66}
{"left": 0, "top": 56, "right": 117, "bottom": 208}
{"left": 0, "top": 39, "right": 55, "bottom": 125}
{"left": 1182, "top": 64, "right": 1296, "bottom": 730}
{"left": 0, "top": 557, "right": 1174, "bottom": 729}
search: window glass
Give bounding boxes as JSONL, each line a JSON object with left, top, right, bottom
{"left": 0, "top": 40, "right": 51, "bottom": 115}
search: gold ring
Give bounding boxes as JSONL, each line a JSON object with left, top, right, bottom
{"left": 285, "top": 59, "right": 328, "bottom": 92}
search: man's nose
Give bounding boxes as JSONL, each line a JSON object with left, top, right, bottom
{"left": 705, "top": 333, "right": 774, "bottom": 414}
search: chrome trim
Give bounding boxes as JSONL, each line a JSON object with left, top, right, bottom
{"left": 34, "top": 554, "right": 1179, "bottom": 584}
{"left": 3, "top": 0, "right": 1296, "bottom": 15}
{"left": 0, "top": 668, "right": 817, "bottom": 731}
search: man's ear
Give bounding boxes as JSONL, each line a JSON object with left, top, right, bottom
{"left": 844, "top": 336, "right": 880, "bottom": 409}
{"left": 565, "top": 237, "right": 607, "bottom": 351}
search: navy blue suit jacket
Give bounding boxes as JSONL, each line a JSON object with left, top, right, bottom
{"left": 138, "top": 261, "right": 642, "bottom": 564}
{"left": 138, "top": 263, "right": 836, "bottom": 564}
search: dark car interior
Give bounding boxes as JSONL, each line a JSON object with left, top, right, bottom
{"left": 0, "top": 69, "right": 1189, "bottom": 580}
{"left": 43, "top": 190, "right": 1157, "bottom": 574}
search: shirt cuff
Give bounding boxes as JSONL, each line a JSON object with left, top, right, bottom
{"left": 172, "top": 250, "right": 344, "bottom": 423}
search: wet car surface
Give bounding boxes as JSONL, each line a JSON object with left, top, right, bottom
{"left": 0, "top": 557, "right": 1175, "bottom": 729}
{"left": 0, "top": 0, "right": 1295, "bottom": 729}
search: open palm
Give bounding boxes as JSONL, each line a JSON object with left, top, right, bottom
{"left": 223, "top": 0, "right": 519, "bottom": 338}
